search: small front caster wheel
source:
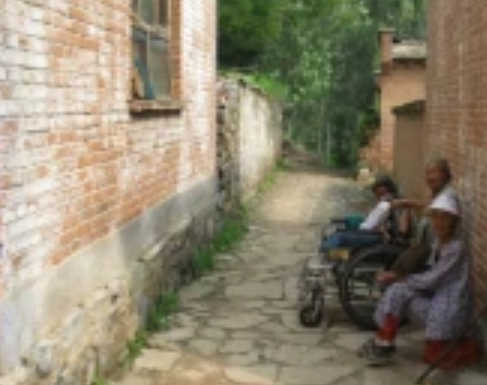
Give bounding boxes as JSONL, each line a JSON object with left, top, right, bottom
{"left": 299, "top": 302, "right": 324, "bottom": 328}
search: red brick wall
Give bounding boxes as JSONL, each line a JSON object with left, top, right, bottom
{"left": 426, "top": 0, "right": 487, "bottom": 300}
{"left": 0, "top": 0, "right": 216, "bottom": 299}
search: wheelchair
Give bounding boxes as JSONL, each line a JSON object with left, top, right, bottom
{"left": 298, "top": 210, "right": 412, "bottom": 330}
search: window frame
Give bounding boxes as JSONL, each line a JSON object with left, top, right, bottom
{"left": 130, "top": 0, "right": 182, "bottom": 113}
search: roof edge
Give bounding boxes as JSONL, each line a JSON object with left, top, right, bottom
{"left": 393, "top": 100, "right": 426, "bottom": 115}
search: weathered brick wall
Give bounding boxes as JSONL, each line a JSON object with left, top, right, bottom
{"left": 0, "top": 0, "right": 217, "bottom": 382}
{"left": 361, "top": 32, "right": 426, "bottom": 173}
{"left": 426, "top": 0, "right": 487, "bottom": 302}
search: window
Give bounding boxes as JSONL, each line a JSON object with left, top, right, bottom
{"left": 132, "top": 0, "right": 172, "bottom": 102}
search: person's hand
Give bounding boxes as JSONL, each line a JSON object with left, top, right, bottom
{"left": 392, "top": 198, "right": 426, "bottom": 209}
{"left": 377, "top": 270, "right": 399, "bottom": 284}
{"left": 392, "top": 199, "right": 409, "bottom": 208}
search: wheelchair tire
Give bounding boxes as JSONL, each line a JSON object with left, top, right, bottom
{"left": 339, "top": 244, "right": 404, "bottom": 330}
{"left": 299, "top": 302, "right": 323, "bottom": 328}
{"left": 299, "top": 288, "right": 324, "bottom": 328}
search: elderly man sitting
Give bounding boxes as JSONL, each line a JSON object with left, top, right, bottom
{"left": 320, "top": 176, "right": 398, "bottom": 256}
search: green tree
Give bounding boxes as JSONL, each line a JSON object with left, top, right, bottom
{"left": 365, "top": 0, "right": 426, "bottom": 38}
{"left": 218, "top": 0, "right": 426, "bottom": 167}
{"left": 218, "top": 0, "right": 286, "bottom": 68}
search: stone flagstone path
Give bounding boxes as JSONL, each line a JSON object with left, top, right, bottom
{"left": 114, "top": 170, "right": 485, "bottom": 385}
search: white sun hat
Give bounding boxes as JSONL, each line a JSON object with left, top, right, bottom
{"left": 429, "top": 193, "right": 461, "bottom": 217}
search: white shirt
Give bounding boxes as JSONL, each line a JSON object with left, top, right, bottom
{"left": 359, "top": 200, "right": 392, "bottom": 230}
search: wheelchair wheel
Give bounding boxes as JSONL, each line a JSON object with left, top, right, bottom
{"left": 339, "top": 244, "right": 404, "bottom": 330}
{"left": 299, "top": 290, "right": 324, "bottom": 328}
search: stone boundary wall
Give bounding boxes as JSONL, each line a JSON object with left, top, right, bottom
{"left": 217, "top": 78, "right": 282, "bottom": 209}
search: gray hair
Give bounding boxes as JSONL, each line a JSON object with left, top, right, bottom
{"left": 425, "top": 157, "right": 452, "bottom": 183}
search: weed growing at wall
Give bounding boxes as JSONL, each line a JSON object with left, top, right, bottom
{"left": 246, "top": 162, "right": 282, "bottom": 208}
{"left": 220, "top": 71, "right": 287, "bottom": 100}
{"left": 92, "top": 294, "right": 180, "bottom": 384}
{"left": 107, "top": 209, "right": 249, "bottom": 383}
{"left": 255, "top": 169, "right": 278, "bottom": 197}
{"left": 92, "top": 377, "right": 110, "bottom": 385}
{"left": 98, "top": 166, "right": 280, "bottom": 384}
{"left": 276, "top": 159, "right": 291, "bottom": 171}
{"left": 123, "top": 330, "right": 148, "bottom": 369}
{"left": 147, "top": 293, "right": 180, "bottom": 332}
{"left": 193, "top": 207, "right": 249, "bottom": 277}
{"left": 92, "top": 329, "right": 150, "bottom": 384}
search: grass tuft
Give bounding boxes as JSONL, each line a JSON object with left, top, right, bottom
{"left": 147, "top": 293, "right": 180, "bottom": 332}
{"left": 122, "top": 330, "right": 148, "bottom": 369}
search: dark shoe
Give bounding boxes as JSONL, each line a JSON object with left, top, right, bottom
{"left": 361, "top": 339, "right": 396, "bottom": 366}
{"left": 357, "top": 337, "right": 376, "bottom": 358}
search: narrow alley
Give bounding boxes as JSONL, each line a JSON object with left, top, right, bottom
{"left": 113, "top": 168, "right": 480, "bottom": 385}
{"left": 3, "top": 2, "right": 487, "bottom": 385}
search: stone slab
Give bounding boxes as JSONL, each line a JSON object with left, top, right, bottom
{"left": 453, "top": 371, "right": 487, "bottom": 385}
{"left": 220, "top": 339, "right": 254, "bottom": 354}
{"left": 363, "top": 368, "right": 413, "bottom": 385}
{"left": 333, "top": 332, "right": 371, "bottom": 352}
{"left": 210, "top": 314, "right": 269, "bottom": 330}
{"left": 152, "top": 328, "right": 196, "bottom": 343}
{"left": 181, "top": 282, "right": 217, "bottom": 302}
{"left": 164, "top": 355, "right": 223, "bottom": 385}
{"left": 271, "top": 344, "right": 339, "bottom": 366}
{"left": 133, "top": 349, "right": 181, "bottom": 373}
{"left": 279, "top": 365, "right": 355, "bottom": 385}
{"left": 224, "top": 351, "right": 260, "bottom": 366}
{"left": 114, "top": 374, "right": 155, "bottom": 385}
{"left": 188, "top": 339, "right": 219, "bottom": 357}
{"left": 225, "top": 282, "right": 283, "bottom": 300}
{"left": 199, "top": 327, "right": 227, "bottom": 340}
{"left": 224, "top": 367, "right": 274, "bottom": 385}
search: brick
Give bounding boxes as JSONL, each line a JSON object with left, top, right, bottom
{"left": 0, "top": 0, "right": 217, "bottom": 379}
{"left": 362, "top": 32, "right": 426, "bottom": 171}
{"left": 426, "top": 0, "right": 487, "bottom": 301}
{"left": 0, "top": 0, "right": 215, "bottom": 271}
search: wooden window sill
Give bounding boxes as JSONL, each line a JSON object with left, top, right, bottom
{"left": 129, "top": 99, "right": 184, "bottom": 114}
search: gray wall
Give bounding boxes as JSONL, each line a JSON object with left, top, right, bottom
{"left": 218, "top": 78, "right": 282, "bottom": 206}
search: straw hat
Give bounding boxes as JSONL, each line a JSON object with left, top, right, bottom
{"left": 429, "top": 193, "right": 461, "bottom": 217}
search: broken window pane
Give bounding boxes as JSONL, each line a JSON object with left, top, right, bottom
{"left": 149, "top": 35, "right": 171, "bottom": 99}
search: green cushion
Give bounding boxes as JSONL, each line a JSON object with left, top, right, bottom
{"left": 345, "top": 215, "right": 365, "bottom": 230}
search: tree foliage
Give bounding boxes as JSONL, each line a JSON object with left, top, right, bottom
{"left": 219, "top": 0, "right": 426, "bottom": 167}
{"left": 218, "top": 0, "right": 286, "bottom": 68}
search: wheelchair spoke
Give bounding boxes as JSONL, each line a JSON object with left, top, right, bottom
{"left": 339, "top": 247, "right": 397, "bottom": 330}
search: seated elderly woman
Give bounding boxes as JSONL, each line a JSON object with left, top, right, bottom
{"left": 320, "top": 176, "right": 398, "bottom": 255}
{"left": 360, "top": 193, "right": 476, "bottom": 367}
{"left": 384, "top": 157, "right": 458, "bottom": 279}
